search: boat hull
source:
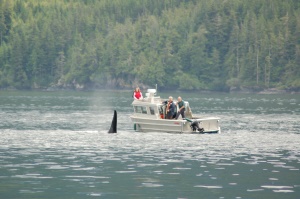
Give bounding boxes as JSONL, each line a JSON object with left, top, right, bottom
{"left": 130, "top": 115, "right": 220, "bottom": 134}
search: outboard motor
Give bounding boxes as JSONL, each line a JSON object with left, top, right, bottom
{"left": 184, "top": 118, "right": 204, "bottom": 133}
{"left": 190, "top": 121, "right": 204, "bottom": 133}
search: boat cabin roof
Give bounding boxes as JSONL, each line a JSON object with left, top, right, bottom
{"left": 131, "top": 89, "right": 168, "bottom": 106}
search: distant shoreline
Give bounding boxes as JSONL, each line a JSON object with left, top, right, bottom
{"left": 0, "top": 86, "right": 299, "bottom": 95}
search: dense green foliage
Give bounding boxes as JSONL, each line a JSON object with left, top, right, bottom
{"left": 0, "top": 0, "right": 299, "bottom": 91}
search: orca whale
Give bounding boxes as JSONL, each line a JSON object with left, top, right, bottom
{"left": 108, "top": 110, "right": 117, "bottom": 133}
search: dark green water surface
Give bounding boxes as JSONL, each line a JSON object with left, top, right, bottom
{"left": 0, "top": 90, "right": 299, "bottom": 199}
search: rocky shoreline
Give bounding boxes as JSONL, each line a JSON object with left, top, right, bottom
{"left": 229, "top": 86, "right": 300, "bottom": 94}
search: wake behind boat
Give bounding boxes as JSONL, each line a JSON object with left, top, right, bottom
{"left": 130, "top": 89, "right": 220, "bottom": 134}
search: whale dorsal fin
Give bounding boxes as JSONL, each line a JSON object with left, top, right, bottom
{"left": 108, "top": 110, "right": 117, "bottom": 133}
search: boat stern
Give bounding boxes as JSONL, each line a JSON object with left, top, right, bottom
{"left": 184, "top": 117, "right": 220, "bottom": 134}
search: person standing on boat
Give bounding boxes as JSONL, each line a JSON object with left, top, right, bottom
{"left": 175, "top": 96, "right": 185, "bottom": 119}
{"left": 133, "top": 87, "right": 143, "bottom": 100}
{"left": 163, "top": 96, "right": 175, "bottom": 119}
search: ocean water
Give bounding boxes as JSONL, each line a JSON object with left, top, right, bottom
{"left": 0, "top": 90, "right": 299, "bottom": 199}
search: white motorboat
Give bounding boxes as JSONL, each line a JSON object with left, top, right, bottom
{"left": 130, "top": 89, "right": 220, "bottom": 134}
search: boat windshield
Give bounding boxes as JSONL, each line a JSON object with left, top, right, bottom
{"left": 149, "top": 107, "right": 155, "bottom": 115}
{"left": 134, "top": 106, "right": 147, "bottom": 114}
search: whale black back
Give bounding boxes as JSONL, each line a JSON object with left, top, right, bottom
{"left": 108, "top": 110, "right": 117, "bottom": 133}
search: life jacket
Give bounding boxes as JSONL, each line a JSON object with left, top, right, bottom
{"left": 134, "top": 91, "right": 141, "bottom": 99}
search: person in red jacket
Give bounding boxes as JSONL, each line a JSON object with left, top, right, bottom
{"left": 133, "top": 87, "right": 143, "bottom": 100}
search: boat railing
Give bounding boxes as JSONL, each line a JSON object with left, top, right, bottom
{"left": 185, "top": 102, "right": 193, "bottom": 118}
{"left": 141, "top": 97, "right": 161, "bottom": 103}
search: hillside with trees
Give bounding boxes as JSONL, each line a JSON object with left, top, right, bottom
{"left": 0, "top": 0, "right": 299, "bottom": 91}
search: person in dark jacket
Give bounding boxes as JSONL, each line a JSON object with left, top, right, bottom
{"left": 163, "top": 96, "right": 175, "bottom": 119}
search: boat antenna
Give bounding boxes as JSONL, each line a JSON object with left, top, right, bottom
{"left": 155, "top": 84, "right": 157, "bottom": 94}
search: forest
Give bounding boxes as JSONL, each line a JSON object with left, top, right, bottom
{"left": 0, "top": 0, "right": 299, "bottom": 91}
